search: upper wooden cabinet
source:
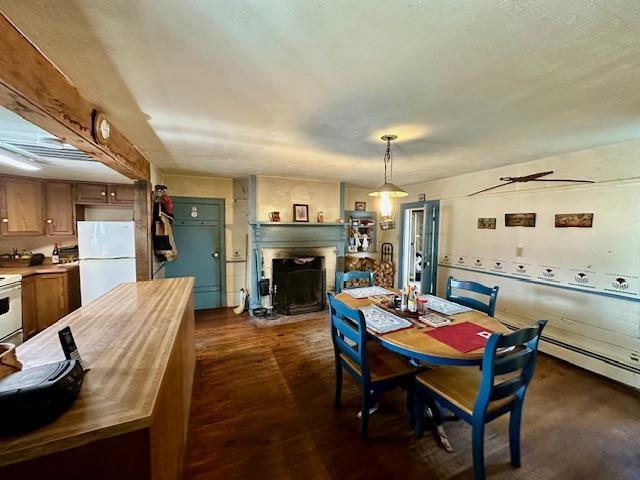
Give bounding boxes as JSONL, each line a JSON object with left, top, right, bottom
{"left": 45, "top": 182, "right": 75, "bottom": 236}
{"left": 0, "top": 177, "right": 44, "bottom": 236}
{"left": 76, "top": 183, "right": 108, "bottom": 204}
{"left": 76, "top": 182, "right": 134, "bottom": 206}
{"left": 108, "top": 184, "right": 135, "bottom": 205}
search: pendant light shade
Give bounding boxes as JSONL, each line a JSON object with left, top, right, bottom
{"left": 369, "top": 135, "right": 407, "bottom": 229}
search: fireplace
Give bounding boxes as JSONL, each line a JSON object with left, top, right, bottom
{"left": 272, "top": 256, "right": 326, "bottom": 315}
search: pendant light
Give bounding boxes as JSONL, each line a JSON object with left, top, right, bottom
{"left": 369, "top": 134, "right": 407, "bottom": 229}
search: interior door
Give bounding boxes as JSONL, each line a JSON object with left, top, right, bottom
{"left": 164, "top": 198, "right": 224, "bottom": 310}
{"left": 399, "top": 200, "right": 439, "bottom": 294}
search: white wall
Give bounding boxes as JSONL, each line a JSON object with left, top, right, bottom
{"left": 83, "top": 206, "right": 133, "bottom": 221}
{"left": 383, "top": 139, "right": 640, "bottom": 387}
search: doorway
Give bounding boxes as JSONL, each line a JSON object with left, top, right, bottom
{"left": 398, "top": 200, "right": 439, "bottom": 294}
{"left": 164, "top": 197, "right": 226, "bottom": 310}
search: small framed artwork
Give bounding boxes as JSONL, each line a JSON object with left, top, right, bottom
{"left": 555, "top": 213, "right": 593, "bottom": 228}
{"left": 505, "top": 213, "right": 536, "bottom": 227}
{"left": 293, "top": 204, "right": 309, "bottom": 222}
{"left": 355, "top": 201, "right": 366, "bottom": 211}
{"left": 418, "top": 193, "right": 426, "bottom": 201}
{"left": 477, "top": 217, "right": 496, "bottom": 229}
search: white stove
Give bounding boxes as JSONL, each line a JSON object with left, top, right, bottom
{"left": 0, "top": 274, "right": 22, "bottom": 344}
{"left": 0, "top": 274, "right": 21, "bottom": 288}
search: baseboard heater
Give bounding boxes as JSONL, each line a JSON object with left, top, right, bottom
{"left": 501, "top": 321, "right": 640, "bottom": 376}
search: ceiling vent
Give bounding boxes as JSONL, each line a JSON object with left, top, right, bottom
{"left": 0, "top": 140, "right": 96, "bottom": 163}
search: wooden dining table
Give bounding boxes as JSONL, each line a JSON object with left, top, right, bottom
{"left": 335, "top": 292, "right": 511, "bottom": 366}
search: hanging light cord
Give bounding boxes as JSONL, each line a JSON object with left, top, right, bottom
{"left": 384, "top": 138, "right": 392, "bottom": 183}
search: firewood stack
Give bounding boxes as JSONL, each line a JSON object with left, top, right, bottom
{"left": 343, "top": 256, "right": 395, "bottom": 289}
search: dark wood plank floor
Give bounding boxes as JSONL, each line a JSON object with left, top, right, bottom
{"left": 184, "top": 308, "right": 640, "bottom": 480}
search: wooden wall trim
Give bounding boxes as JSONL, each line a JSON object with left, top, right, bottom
{"left": 0, "top": 13, "right": 150, "bottom": 181}
{"left": 134, "top": 180, "right": 153, "bottom": 280}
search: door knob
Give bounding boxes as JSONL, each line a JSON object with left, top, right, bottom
{"left": 212, "top": 251, "right": 220, "bottom": 258}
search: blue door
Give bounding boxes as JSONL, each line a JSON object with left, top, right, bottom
{"left": 164, "top": 197, "right": 225, "bottom": 310}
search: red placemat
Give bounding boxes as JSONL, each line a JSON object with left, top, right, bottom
{"left": 425, "top": 322, "right": 495, "bottom": 353}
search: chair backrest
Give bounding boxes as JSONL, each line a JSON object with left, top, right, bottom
{"left": 336, "top": 270, "right": 374, "bottom": 293}
{"left": 326, "top": 292, "right": 370, "bottom": 382}
{"left": 446, "top": 276, "right": 499, "bottom": 317}
{"left": 474, "top": 320, "right": 547, "bottom": 416}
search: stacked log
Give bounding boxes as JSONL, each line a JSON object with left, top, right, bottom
{"left": 343, "top": 256, "right": 394, "bottom": 289}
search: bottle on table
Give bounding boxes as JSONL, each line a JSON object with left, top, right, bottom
{"left": 408, "top": 286, "right": 418, "bottom": 313}
{"left": 401, "top": 286, "right": 409, "bottom": 311}
{"left": 52, "top": 243, "right": 60, "bottom": 264}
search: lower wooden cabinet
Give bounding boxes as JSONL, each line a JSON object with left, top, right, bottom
{"left": 21, "top": 276, "right": 38, "bottom": 339}
{"left": 21, "top": 268, "right": 80, "bottom": 339}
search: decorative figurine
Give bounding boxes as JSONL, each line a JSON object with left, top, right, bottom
{"left": 361, "top": 233, "right": 369, "bottom": 252}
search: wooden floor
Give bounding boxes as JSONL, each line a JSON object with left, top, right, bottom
{"left": 184, "top": 308, "right": 640, "bottom": 480}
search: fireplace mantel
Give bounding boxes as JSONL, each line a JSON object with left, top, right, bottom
{"left": 249, "top": 221, "right": 347, "bottom": 308}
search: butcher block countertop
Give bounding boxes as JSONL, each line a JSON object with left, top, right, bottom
{"left": 0, "top": 277, "right": 195, "bottom": 469}
{"left": 0, "top": 262, "right": 78, "bottom": 277}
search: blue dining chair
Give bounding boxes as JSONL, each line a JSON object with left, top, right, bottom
{"left": 326, "top": 292, "right": 416, "bottom": 438}
{"left": 446, "top": 276, "right": 499, "bottom": 317}
{"left": 335, "top": 270, "right": 374, "bottom": 293}
{"left": 414, "top": 320, "right": 548, "bottom": 480}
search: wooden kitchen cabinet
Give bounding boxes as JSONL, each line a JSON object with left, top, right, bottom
{"left": 108, "top": 184, "right": 135, "bottom": 205}
{"left": 33, "top": 269, "right": 80, "bottom": 331}
{"left": 76, "top": 183, "right": 108, "bottom": 204}
{"left": 0, "top": 177, "right": 44, "bottom": 236}
{"left": 17, "top": 268, "right": 80, "bottom": 338}
{"left": 21, "top": 275, "right": 38, "bottom": 340}
{"left": 44, "top": 181, "right": 75, "bottom": 236}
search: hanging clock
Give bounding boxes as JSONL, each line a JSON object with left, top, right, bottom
{"left": 92, "top": 111, "right": 111, "bottom": 145}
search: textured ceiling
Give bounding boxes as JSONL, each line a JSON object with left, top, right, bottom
{"left": 2, "top": 1, "right": 640, "bottom": 186}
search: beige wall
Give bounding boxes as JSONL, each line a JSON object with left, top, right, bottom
{"left": 383, "top": 140, "right": 640, "bottom": 387}
{"left": 257, "top": 176, "right": 341, "bottom": 222}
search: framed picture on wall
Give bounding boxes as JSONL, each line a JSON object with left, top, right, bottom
{"left": 293, "top": 204, "right": 309, "bottom": 222}
{"left": 355, "top": 201, "right": 366, "bottom": 211}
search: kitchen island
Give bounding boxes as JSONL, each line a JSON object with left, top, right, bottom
{"left": 0, "top": 277, "right": 195, "bottom": 480}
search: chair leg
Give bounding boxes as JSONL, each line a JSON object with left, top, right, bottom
{"left": 405, "top": 379, "right": 415, "bottom": 427}
{"left": 334, "top": 361, "right": 342, "bottom": 408}
{"left": 414, "top": 392, "right": 424, "bottom": 438}
{"left": 471, "top": 420, "right": 486, "bottom": 480}
{"left": 509, "top": 402, "right": 523, "bottom": 467}
{"left": 360, "top": 387, "right": 370, "bottom": 439}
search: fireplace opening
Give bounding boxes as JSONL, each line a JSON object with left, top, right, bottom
{"left": 272, "top": 256, "right": 326, "bottom": 315}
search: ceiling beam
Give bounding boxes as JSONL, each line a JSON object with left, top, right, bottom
{"left": 0, "top": 13, "right": 150, "bottom": 181}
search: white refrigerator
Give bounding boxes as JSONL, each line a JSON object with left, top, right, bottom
{"left": 78, "top": 221, "right": 137, "bottom": 305}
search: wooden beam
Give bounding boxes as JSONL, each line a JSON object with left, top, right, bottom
{"left": 134, "top": 180, "right": 153, "bottom": 280}
{"left": 0, "top": 13, "right": 150, "bottom": 181}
